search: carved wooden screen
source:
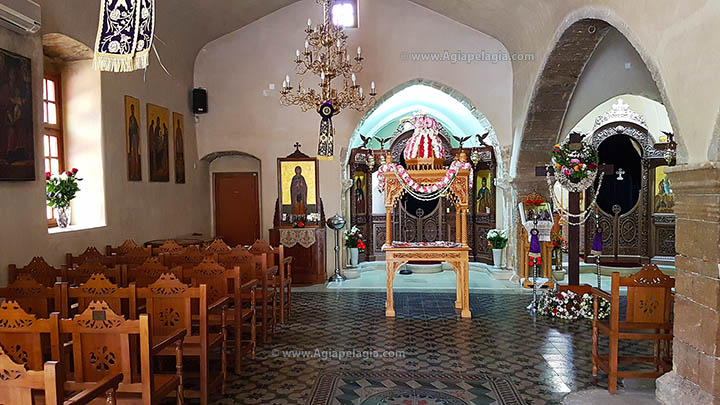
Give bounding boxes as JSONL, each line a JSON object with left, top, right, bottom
{"left": 350, "top": 135, "right": 496, "bottom": 263}
{"left": 584, "top": 122, "right": 675, "bottom": 264}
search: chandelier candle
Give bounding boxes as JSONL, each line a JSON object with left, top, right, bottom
{"left": 280, "top": 0, "right": 378, "bottom": 159}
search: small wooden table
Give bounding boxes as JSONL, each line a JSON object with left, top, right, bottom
{"left": 383, "top": 245, "right": 471, "bottom": 318}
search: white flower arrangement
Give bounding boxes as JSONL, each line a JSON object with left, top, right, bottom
{"left": 487, "top": 229, "right": 508, "bottom": 249}
{"left": 538, "top": 290, "right": 610, "bottom": 320}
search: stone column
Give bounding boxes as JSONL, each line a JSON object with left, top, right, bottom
{"left": 656, "top": 163, "right": 720, "bottom": 405}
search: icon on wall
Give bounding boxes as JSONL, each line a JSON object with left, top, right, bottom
{"left": 147, "top": 103, "right": 170, "bottom": 182}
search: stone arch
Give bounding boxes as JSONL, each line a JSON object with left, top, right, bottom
{"left": 42, "top": 33, "right": 93, "bottom": 62}
{"left": 513, "top": 12, "right": 683, "bottom": 196}
{"left": 201, "top": 150, "right": 261, "bottom": 163}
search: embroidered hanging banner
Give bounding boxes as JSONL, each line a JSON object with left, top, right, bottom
{"left": 317, "top": 100, "right": 335, "bottom": 160}
{"left": 93, "top": 0, "right": 155, "bottom": 72}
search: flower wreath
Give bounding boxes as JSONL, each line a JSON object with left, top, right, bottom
{"left": 538, "top": 290, "right": 610, "bottom": 320}
{"left": 550, "top": 136, "right": 599, "bottom": 193}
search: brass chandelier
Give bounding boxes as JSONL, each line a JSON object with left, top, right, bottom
{"left": 280, "top": 0, "right": 377, "bottom": 158}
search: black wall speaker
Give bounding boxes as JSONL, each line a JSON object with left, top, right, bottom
{"left": 192, "top": 88, "right": 208, "bottom": 114}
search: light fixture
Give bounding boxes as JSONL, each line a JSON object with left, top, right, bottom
{"left": 280, "top": 0, "right": 377, "bottom": 159}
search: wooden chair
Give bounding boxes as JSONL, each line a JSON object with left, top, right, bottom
{"left": 0, "top": 346, "right": 123, "bottom": 405}
{"left": 63, "top": 262, "right": 126, "bottom": 287}
{"left": 137, "top": 274, "right": 228, "bottom": 405}
{"left": 220, "top": 248, "right": 276, "bottom": 343}
{"left": 0, "top": 300, "right": 59, "bottom": 371}
{"left": 114, "top": 246, "right": 152, "bottom": 268}
{"left": 66, "top": 247, "right": 116, "bottom": 268}
{"left": 65, "top": 274, "right": 138, "bottom": 319}
{"left": 203, "top": 239, "right": 231, "bottom": 256}
{"left": 250, "top": 240, "right": 291, "bottom": 323}
{"left": 128, "top": 257, "right": 183, "bottom": 288}
{"left": 54, "top": 301, "right": 185, "bottom": 405}
{"left": 591, "top": 265, "right": 675, "bottom": 394}
{"left": 0, "top": 274, "right": 63, "bottom": 318}
{"left": 106, "top": 239, "right": 141, "bottom": 256}
{"left": 150, "top": 240, "right": 185, "bottom": 256}
{"left": 8, "top": 257, "right": 65, "bottom": 287}
{"left": 164, "top": 246, "right": 212, "bottom": 270}
{"left": 186, "top": 258, "right": 257, "bottom": 372}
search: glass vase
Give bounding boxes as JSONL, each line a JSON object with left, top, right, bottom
{"left": 57, "top": 206, "right": 72, "bottom": 228}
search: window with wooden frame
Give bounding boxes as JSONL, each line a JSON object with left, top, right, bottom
{"left": 43, "top": 74, "right": 64, "bottom": 227}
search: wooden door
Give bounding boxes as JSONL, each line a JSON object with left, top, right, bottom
{"left": 215, "top": 173, "right": 260, "bottom": 247}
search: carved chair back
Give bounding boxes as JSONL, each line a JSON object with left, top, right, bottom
{"left": 186, "top": 258, "right": 238, "bottom": 306}
{"left": 105, "top": 239, "right": 140, "bottom": 257}
{"left": 66, "top": 274, "right": 138, "bottom": 320}
{"left": 0, "top": 301, "right": 59, "bottom": 371}
{"left": 616, "top": 265, "right": 675, "bottom": 325}
{"left": 8, "top": 257, "right": 64, "bottom": 288}
{"left": 0, "top": 274, "right": 62, "bottom": 318}
{"left": 128, "top": 256, "right": 183, "bottom": 287}
{"left": 219, "top": 248, "right": 267, "bottom": 286}
{"left": 0, "top": 347, "right": 64, "bottom": 405}
{"left": 113, "top": 246, "right": 152, "bottom": 268}
{"left": 164, "top": 245, "right": 214, "bottom": 269}
{"left": 137, "top": 274, "right": 207, "bottom": 346}
{"left": 54, "top": 302, "right": 151, "bottom": 392}
{"left": 249, "top": 240, "right": 283, "bottom": 269}
{"left": 66, "top": 247, "right": 117, "bottom": 268}
{"left": 63, "top": 262, "right": 126, "bottom": 287}
{"left": 151, "top": 240, "right": 185, "bottom": 256}
{"left": 203, "top": 239, "right": 232, "bottom": 256}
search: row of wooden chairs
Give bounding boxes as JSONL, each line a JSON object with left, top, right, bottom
{"left": 0, "top": 300, "right": 184, "bottom": 405}
{"left": 2, "top": 255, "right": 267, "bottom": 367}
{"left": 108, "top": 238, "right": 292, "bottom": 324}
{"left": 11, "top": 238, "right": 292, "bottom": 327}
{"left": 0, "top": 265, "right": 251, "bottom": 404}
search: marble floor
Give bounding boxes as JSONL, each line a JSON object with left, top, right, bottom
{"left": 298, "top": 261, "right": 676, "bottom": 293}
{"left": 322, "top": 261, "right": 523, "bottom": 292}
{"left": 219, "top": 292, "right": 659, "bottom": 405}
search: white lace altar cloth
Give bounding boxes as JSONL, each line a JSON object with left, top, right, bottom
{"left": 279, "top": 228, "right": 317, "bottom": 248}
{"left": 522, "top": 221, "right": 553, "bottom": 242}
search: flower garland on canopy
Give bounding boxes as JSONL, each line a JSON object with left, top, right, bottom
{"left": 404, "top": 115, "right": 446, "bottom": 160}
{"left": 377, "top": 159, "right": 473, "bottom": 201}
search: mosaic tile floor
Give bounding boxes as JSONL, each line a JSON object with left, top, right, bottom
{"left": 218, "top": 292, "right": 656, "bottom": 405}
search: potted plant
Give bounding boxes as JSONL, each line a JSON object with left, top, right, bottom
{"left": 46, "top": 168, "right": 82, "bottom": 228}
{"left": 487, "top": 229, "right": 508, "bottom": 269}
{"left": 344, "top": 225, "right": 366, "bottom": 268}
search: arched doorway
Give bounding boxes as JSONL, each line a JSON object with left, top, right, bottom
{"left": 203, "top": 151, "right": 263, "bottom": 246}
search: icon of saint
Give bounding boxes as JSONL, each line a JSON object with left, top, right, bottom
{"left": 290, "top": 166, "right": 308, "bottom": 215}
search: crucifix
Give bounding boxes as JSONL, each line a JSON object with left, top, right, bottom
{"left": 535, "top": 132, "right": 613, "bottom": 285}
{"left": 616, "top": 168, "right": 625, "bottom": 181}
{"left": 293, "top": 142, "right": 302, "bottom": 152}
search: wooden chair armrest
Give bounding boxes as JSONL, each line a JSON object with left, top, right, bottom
{"left": 266, "top": 266, "right": 279, "bottom": 277}
{"left": 64, "top": 372, "right": 124, "bottom": 405}
{"left": 152, "top": 328, "right": 187, "bottom": 355}
{"left": 241, "top": 279, "right": 259, "bottom": 290}
{"left": 591, "top": 287, "right": 611, "bottom": 301}
{"left": 208, "top": 296, "right": 230, "bottom": 312}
